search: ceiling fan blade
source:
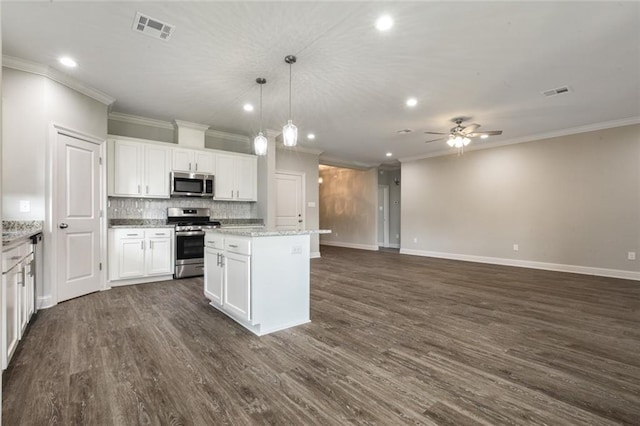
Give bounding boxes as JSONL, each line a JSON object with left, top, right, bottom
{"left": 467, "top": 130, "right": 503, "bottom": 138}
{"left": 423, "top": 131, "right": 449, "bottom": 135}
{"left": 425, "top": 137, "right": 445, "bottom": 143}
{"left": 461, "top": 123, "right": 480, "bottom": 135}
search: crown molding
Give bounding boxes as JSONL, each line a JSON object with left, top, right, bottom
{"left": 206, "top": 128, "right": 250, "bottom": 143}
{"left": 399, "top": 116, "right": 640, "bottom": 163}
{"left": 173, "top": 120, "right": 210, "bottom": 132}
{"left": 109, "top": 111, "right": 174, "bottom": 130}
{"left": 3, "top": 55, "right": 116, "bottom": 106}
{"left": 319, "top": 155, "right": 378, "bottom": 170}
{"left": 277, "top": 144, "right": 324, "bottom": 156}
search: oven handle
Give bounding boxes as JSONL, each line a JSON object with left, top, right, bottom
{"left": 175, "top": 231, "right": 206, "bottom": 237}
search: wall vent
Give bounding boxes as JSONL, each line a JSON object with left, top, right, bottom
{"left": 396, "top": 129, "right": 414, "bottom": 134}
{"left": 542, "top": 86, "right": 572, "bottom": 97}
{"left": 132, "top": 12, "right": 174, "bottom": 41}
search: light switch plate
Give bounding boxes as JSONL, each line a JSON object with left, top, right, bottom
{"left": 308, "top": 202, "right": 316, "bottom": 208}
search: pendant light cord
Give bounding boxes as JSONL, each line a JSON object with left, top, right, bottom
{"left": 259, "top": 83, "right": 263, "bottom": 132}
{"left": 289, "top": 63, "right": 292, "bottom": 120}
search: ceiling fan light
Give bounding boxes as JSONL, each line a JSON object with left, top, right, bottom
{"left": 254, "top": 132, "right": 268, "bottom": 156}
{"left": 283, "top": 120, "right": 298, "bottom": 147}
{"left": 463, "top": 137, "right": 471, "bottom": 146}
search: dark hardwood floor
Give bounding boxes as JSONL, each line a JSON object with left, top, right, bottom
{"left": 3, "top": 246, "right": 640, "bottom": 425}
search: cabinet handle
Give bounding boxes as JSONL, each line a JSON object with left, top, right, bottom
{"left": 146, "top": 185, "right": 149, "bottom": 194}
{"left": 141, "top": 240, "right": 144, "bottom": 250}
{"left": 237, "top": 190, "right": 240, "bottom": 198}
{"left": 228, "top": 244, "right": 238, "bottom": 248}
{"left": 216, "top": 253, "right": 220, "bottom": 266}
{"left": 126, "top": 233, "right": 138, "bottom": 236}
{"left": 195, "top": 163, "right": 198, "bottom": 171}
{"left": 10, "top": 256, "right": 21, "bottom": 260}
{"left": 150, "top": 240, "right": 154, "bottom": 249}
{"left": 220, "top": 254, "right": 225, "bottom": 267}
{"left": 156, "top": 233, "right": 165, "bottom": 236}
{"left": 21, "top": 267, "right": 26, "bottom": 287}
{"left": 189, "top": 162, "right": 192, "bottom": 171}
{"left": 138, "top": 184, "right": 141, "bottom": 194}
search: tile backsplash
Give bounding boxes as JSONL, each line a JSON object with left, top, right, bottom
{"left": 108, "top": 197, "right": 258, "bottom": 220}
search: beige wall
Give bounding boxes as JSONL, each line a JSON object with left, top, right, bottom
{"left": 319, "top": 166, "right": 378, "bottom": 249}
{"left": 276, "top": 149, "right": 320, "bottom": 255}
{"left": 401, "top": 124, "right": 640, "bottom": 274}
{"left": 2, "top": 68, "right": 108, "bottom": 219}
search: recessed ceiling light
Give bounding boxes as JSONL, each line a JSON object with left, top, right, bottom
{"left": 243, "top": 104, "right": 254, "bottom": 112}
{"left": 375, "top": 15, "right": 393, "bottom": 31}
{"left": 406, "top": 98, "right": 418, "bottom": 107}
{"left": 480, "top": 134, "right": 489, "bottom": 139}
{"left": 58, "top": 57, "right": 77, "bottom": 68}
{"left": 386, "top": 152, "right": 393, "bottom": 157}
{"left": 307, "top": 133, "right": 316, "bottom": 140}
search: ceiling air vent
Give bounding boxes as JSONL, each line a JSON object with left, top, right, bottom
{"left": 132, "top": 12, "right": 174, "bottom": 41}
{"left": 542, "top": 86, "right": 572, "bottom": 97}
{"left": 396, "top": 129, "right": 414, "bottom": 134}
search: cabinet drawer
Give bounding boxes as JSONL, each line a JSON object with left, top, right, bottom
{"left": 225, "top": 238, "right": 251, "bottom": 255}
{"left": 113, "top": 229, "right": 144, "bottom": 239}
{"left": 205, "top": 235, "right": 224, "bottom": 249}
{"left": 2, "top": 246, "right": 22, "bottom": 273}
{"left": 145, "top": 228, "right": 172, "bottom": 238}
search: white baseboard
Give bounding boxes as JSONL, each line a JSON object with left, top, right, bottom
{"left": 37, "top": 295, "right": 55, "bottom": 310}
{"left": 310, "top": 251, "right": 321, "bottom": 259}
{"left": 399, "top": 248, "right": 640, "bottom": 281}
{"left": 109, "top": 274, "right": 175, "bottom": 287}
{"left": 320, "top": 241, "right": 379, "bottom": 251}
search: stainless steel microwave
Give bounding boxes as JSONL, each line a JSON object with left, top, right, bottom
{"left": 170, "top": 171, "right": 214, "bottom": 197}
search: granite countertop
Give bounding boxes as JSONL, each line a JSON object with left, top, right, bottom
{"left": 109, "top": 219, "right": 174, "bottom": 228}
{"left": 2, "top": 221, "right": 43, "bottom": 248}
{"left": 206, "top": 228, "right": 331, "bottom": 237}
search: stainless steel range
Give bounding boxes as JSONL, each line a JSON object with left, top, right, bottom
{"left": 167, "top": 207, "right": 221, "bottom": 279}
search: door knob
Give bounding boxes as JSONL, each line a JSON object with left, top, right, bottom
{"left": 59, "top": 223, "right": 69, "bottom": 229}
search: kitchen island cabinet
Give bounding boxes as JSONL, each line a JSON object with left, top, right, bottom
{"left": 204, "top": 228, "right": 330, "bottom": 336}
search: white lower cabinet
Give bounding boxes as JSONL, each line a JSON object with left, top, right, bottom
{"left": 109, "top": 228, "right": 174, "bottom": 284}
{"left": 204, "top": 231, "right": 311, "bottom": 336}
{"left": 2, "top": 239, "right": 36, "bottom": 370}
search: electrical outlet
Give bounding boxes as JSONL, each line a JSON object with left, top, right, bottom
{"left": 19, "top": 200, "right": 30, "bottom": 213}
{"left": 413, "top": 237, "right": 418, "bottom": 243}
{"left": 396, "top": 234, "right": 399, "bottom": 239}
{"left": 628, "top": 252, "right": 636, "bottom": 261}
{"left": 513, "top": 243, "right": 519, "bottom": 252}
{"left": 292, "top": 245, "right": 303, "bottom": 255}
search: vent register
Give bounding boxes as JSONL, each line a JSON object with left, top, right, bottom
{"left": 132, "top": 12, "right": 174, "bottom": 41}
{"left": 542, "top": 86, "right": 572, "bottom": 97}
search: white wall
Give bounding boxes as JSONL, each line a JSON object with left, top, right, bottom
{"left": 319, "top": 166, "right": 378, "bottom": 250}
{"left": 276, "top": 149, "right": 320, "bottom": 255}
{"left": 401, "top": 124, "right": 640, "bottom": 277}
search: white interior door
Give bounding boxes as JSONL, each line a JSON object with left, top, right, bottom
{"left": 275, "top": 172, "right": 303, "bottom": 230}
{"left": 57, "top": 133, "right": 102, "bottom": 302}
{"left": 378, "top": 185, "right": 390, "bottom": 247}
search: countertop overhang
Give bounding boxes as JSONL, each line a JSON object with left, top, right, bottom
{"left": 206, "top": 229, "right": 331, "bottom": 237}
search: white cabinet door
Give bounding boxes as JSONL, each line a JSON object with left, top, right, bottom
{"left": 2, "top": 265, "right": 20, "bottom": 370}
{"left": 223, "top": 251, "right": 251, "bottom": 321}
{"left": 235, "top": 156, "right": 257, "bottom": 201}
{"left": 195, "top": 151, "right": 215, "bottom": 174}
{"left": 204, "top": 247, "right": 224, "bottom": 306}
{"left": 172, "top": 148, "right": 194, "bottom": 172}
{"left": 144, "top": 144, "right": 170, "bottom": 198}
{"left": 113, "top": 141, "right": 143, "bottom": 196}
{"left": 145, "top": 237, "right": 173, "bottom": 276}
{"left": 215, "top": 154, "right": 236, "bottom": 200}
{"left": 117, "top": 238, "right": 146, "bottom": 278}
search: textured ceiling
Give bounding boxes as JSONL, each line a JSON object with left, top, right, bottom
{"left": 3, "top": 1, "right": 639, "bottom": 166}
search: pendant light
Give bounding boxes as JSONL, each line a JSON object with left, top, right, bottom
{"left": 282, "top": 55, "right": 298, "bottom": 147}
{"left": 253, "top": 78, "right": 268, "bottom": 156}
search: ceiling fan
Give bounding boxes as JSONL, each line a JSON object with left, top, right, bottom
{"left": 424, "top": 117, "right": 503, "bottom": 152}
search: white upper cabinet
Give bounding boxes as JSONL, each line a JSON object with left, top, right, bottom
{"left": 109, "top": 138, "right": 170, "bottom": 199}
{"left": 215, "top": 154, "right": 257, "bottom": 201}
{"left": 172, "top": 149, "right": 215, "bottom": 174}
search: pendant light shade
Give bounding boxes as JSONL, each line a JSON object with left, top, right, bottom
{"left": 254, "top": 78, "right": 268, "bottom": 156}
{"left": 283, "top": 55, "right": 298, "bottom": 147}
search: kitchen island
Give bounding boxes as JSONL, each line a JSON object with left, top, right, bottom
{"left": 204, "top": 228, "right": 330, "bottom": 336}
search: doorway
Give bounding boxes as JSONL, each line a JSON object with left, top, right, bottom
{"left": 51, "top": 125, "right": 105, "bottom": 303}
{"left": 275, "top": 171, "right": 305, "bottom": 231}
{"left": 377, "top": 185, "right": 390, "bottom": 247}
